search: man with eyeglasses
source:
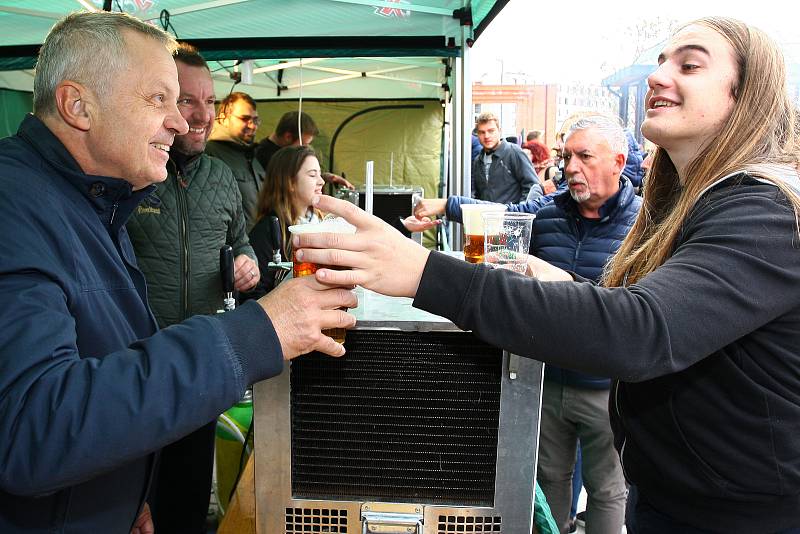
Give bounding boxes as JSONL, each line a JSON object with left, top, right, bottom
{"left": 206, "top": 91, "right": 265, "bottom": 230}
{"left": 254, "top": 111, "right": 354, "bottom": 193}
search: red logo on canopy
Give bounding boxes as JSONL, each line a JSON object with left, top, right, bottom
{"left": 131, "top": 0, "right": 154, "bottom": 10}
{"left": 374, "top": 0, "right": 410, "bottom": 18}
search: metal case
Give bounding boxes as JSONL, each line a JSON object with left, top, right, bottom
{"left": 357, "top": 186, "right": 424, "bottom": 241}
{"left": 254, "top": 288, "right": 544, "bottom": 534}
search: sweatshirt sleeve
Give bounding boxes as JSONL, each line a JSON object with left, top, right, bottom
{"left": 414, "top": 185, "right": 800, "bottom": 382}
{"left": 0, "top": 268, "right": 283, "bottom": 497}
{"left": 0, "top": 193, "right": 282, "bottom": 497}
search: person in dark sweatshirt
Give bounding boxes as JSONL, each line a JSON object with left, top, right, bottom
{"left": 293, "top": 17, "right": 800, "bottom": 533}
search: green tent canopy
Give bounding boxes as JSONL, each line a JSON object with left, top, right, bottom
{"left": 0, "top": 1, "right": 507, "bottom": 248}
{"left": 0, "top": 0, "right": 506, "bottom": 100}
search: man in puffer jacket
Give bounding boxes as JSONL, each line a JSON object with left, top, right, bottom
{"left": 126, "top": 44, "right": 259, "bottom": 534}
{"left": 532, "top": 116, "right": 641, "bottom": 533}
{"left": 206, "top": 92, "right": 265, "bottom": 231}
{"left": 621, "top": 130, "right": 645, "bottom": 191}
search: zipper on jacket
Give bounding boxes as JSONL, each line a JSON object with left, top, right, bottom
{"left": 175, "top": 170, "right": 190, "bottom": 321}
{"left": 570, "top": 217, "right": 583, "bottom": 271}
{"left": 109, "top": 201, "right": 119, "bottom": 227}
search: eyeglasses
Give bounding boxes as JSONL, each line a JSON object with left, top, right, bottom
{"left": 231, "top": 114, "right": 262, "bottom": 127}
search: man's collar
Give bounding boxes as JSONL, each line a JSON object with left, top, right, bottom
{"left": 17, "top": 114, "right": 152, "bottom": 229}
{"left": 170, "top": 148, "right": 202, "bottom": 173}
{"left": 484, "top": 140, "right": 506, "bottom": 156}
{"left": 557, "top": 177, "right": 631, "bottom": 220}
{"left": 208, "top": 122, "right": 253, "bottom": 147}
{"left": 17, "top": 113, "right": 84, "bottom": 175}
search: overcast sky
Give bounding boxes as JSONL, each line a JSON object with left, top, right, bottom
{"left": 471, "top": 0, "right": 799, "bottom": 85}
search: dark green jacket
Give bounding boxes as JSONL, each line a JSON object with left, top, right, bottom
{"left": 206, "top": 132, "right": 264, "bottom": 231}
{"left": 127, "top": 152, "right": 255, "bottom": 328}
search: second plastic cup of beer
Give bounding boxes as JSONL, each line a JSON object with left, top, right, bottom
{"left": 288, "top": 217, "right": 357, "bottom": 344}
{"left": 460, "top": 203, "right": 507, "bottom": 263}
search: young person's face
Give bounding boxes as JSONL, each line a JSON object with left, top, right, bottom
{"left": 476, "top": 120, "right": 501, "bottom": 151}
{"left": 292, "top": 155, "right": 324, "bottom": 212}
{"left": 641, "top": 24, "right": 738, "bottom": 155}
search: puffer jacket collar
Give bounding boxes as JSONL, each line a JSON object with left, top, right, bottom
{"left": 554, "top": 176, "right": 634, "bottom": 222}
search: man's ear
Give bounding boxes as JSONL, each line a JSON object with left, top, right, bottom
{"left": 615, "top": 153, "right": 626, "bottom": 173}
{"left": 54, "top": 81, "right": 91, "bottom": 132}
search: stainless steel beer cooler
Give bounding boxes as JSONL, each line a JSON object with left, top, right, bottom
{"left": 254, "top": 287, "right": 544, "bottom": 533}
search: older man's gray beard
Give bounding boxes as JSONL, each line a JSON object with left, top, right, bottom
{"left": 568, "top": 179, "right": 591, "bottom": 203}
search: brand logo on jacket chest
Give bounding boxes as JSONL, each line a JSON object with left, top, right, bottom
{"left": 136, "top": 205, "right": 161, "bottom": 215}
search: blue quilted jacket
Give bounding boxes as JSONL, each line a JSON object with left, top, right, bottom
{"left": 534, "top": 178, "right": 641, "bottom": 389}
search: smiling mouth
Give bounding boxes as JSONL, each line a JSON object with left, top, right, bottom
{"left": 152, "top": 143, "right": 170, "bottom": 153}
{"left": 188, "top": 127, "right": 205, "bottom": 135}
{"left": 650, "top": 99, "right": 678, "bottom": 110}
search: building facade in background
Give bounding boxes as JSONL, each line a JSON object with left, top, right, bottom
{"left": 472, "top": 83, "right": 558, "bottom": 147}
{"left": 471, "top": 82, "right": 619, "bottom": 149}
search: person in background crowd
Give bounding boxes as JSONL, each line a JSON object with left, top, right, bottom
{"left": 249, "top": 145, "right": 324, "bottom": 294}
{"left": 472, "top": 111, "right": 542, "bottom": 203}
{"left": 0, "top": 11, "right": 355, "bottom": 534}
{"left": 295, "top": 16, "right": 800, "bottom": 533}
{"left": 471, "top": 131, "right": 483, "bottom": 160}
{"left": 531, "top": 115, "right": 638, "bottom": 534}
{"left": 126, "top": 43, "right": 258, "bottom": 533}
{"left": 524, "top": 140, "right": 559, "bottom": 192}
{"left": 526, "top": 129, "right": 543, "bottom": 143}
{"left": 206, "top": 91, "right": 266, "bottom": 231}
{"left": 254, "top": 110, "right": 354, "bottom": 192}
{"left": 622, "top": 130, "right": 646, "bottom": 191}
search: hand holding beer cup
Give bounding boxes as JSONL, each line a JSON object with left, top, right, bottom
{"left": 257, "top": 276, "right": 357, "bottom": 359}
{"left": 482, "top": 212, "right": 535, "bottom": 274}
{"left": 289, "top": 218, "right": 357, "bottom": 343}
{"left": 292, "top": 195, "right": 430, "bottom": 298}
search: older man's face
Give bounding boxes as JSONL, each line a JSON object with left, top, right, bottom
{"left": 88, "top": 30, "right": 188, "bottom": 189}
{"left": 562, "top": 128, "right": 623, "bottom": 206}
{"left": 173, "top": 61, "right": 215, "bottom": 156}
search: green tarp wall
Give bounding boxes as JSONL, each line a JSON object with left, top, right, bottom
{"left": 254, "top": 99, "right": 442, "bottom": 196}
{"left": 0, "top": 88, "right": 31, "bottom": 138}
{"left": 0, "top": 95, "right": 443, "bottom": 198}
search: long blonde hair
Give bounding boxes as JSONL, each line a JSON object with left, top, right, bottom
{"left": 254, "top": 145, "right": 322, "bottom": 259}
{"left": 604, "top": 17, "right": 800, "bottom": 287}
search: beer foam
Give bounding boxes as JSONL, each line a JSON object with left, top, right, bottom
{"left": 460, "top": 204, "right": 506, "bottom": 234}
{"left": 288, "top": 217, "right": 356, "bottom": 235}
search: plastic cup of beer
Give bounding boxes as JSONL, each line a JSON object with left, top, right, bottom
{"left": 288, "top": 217, "right": 356, "bottom": 344}
{"left": 482, "top": 212, "right": 535, "bottom": 274}
{"left": 460, "top": 203, "right": 507, "bottom": 263}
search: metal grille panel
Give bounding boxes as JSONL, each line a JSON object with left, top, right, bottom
{"left": 290, "top": 330, "right": 502, "bottom": 506}
{"left": 437, "top": 515, "right": 502, "bottom": 533}
{"left": 285, "top": 507, "right": 349, "bottom": 533}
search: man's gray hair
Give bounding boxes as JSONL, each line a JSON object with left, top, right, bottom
{"left": 566, "top": 114, "right": 628, "bottom": 156}
{"left": 33, "top": 12, "right": 177, "bottom": 116}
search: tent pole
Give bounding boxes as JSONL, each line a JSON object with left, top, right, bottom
{"left": 448, "top": 23, "right": 473, "bottom": 252}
